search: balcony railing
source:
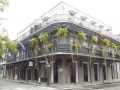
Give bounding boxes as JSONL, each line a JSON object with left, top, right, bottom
{"left": 17, "top": 14, "right": 118, "bottom": 42}
{"left": 7, "top": 44, "right": 120, "bottom": 63}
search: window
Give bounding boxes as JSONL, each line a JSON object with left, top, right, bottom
{"left": 41, "top": 64, "right": 47, "bottom": 78}
{"left": 93, "top": 44, "right": 97, "bottom": 48}
{"left": 83, "top": 40, "right": 88, "bottom": 47}
{"left": 70, "top": 37, "right": 73, "bottom": 44}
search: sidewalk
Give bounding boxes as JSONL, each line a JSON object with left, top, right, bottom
{"left": 2, "top": 78, "right": 120, "bottom": 90}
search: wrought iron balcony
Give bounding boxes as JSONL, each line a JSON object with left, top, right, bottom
{"left": 7, "top": 44, "right": 120, "bottom": 63}
{"left": 17, "top": 14, "right": 118, "bottom": 42}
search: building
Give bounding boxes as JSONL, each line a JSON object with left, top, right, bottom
{"left": 0, "top": 60, "right": 6, "bottom": 78}
{"left": 6, "top": 2, "right": 120, "bottom": 85}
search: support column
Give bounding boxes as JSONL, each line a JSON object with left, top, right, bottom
{"left": 75, "top": 61, "right": 78, "bottom": 83}
{"left": 4, "top": 64, "right": 6, "bottom": 78}
{"left": 31, "top": 61, "right": 34, "bottom": 81}
{"left": 38, "top": 60, "right": 41, "bottom": 81}
{"left": 51, "top": 63, "right": 54, "bottom": 83}
{"left": 19, "top": 63, "right": 20, "bottom": 81}
{"left": 13, "top": 65, "right": 15, "bottom": 80}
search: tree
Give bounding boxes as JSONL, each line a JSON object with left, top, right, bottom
{"left": 0, "top": 0, "right": 18, "bottom": 61}
{"left": 0, "top": 27, "right": 19, "bottom": 61}
{"left": 0, "top": 0, "right": 9, "bottom": 12}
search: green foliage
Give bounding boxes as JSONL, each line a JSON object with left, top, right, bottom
{"left": 30, "top": 37, "right": 38, "bottom": 46}
{"left": 99, "top": 30, "right": 104, "bottom": 37}
{"left": 39, "top": 32, "right": 48, "bottom": 43}
{"left": 117, "top": 45, "right": 120, "bottom": 50}
{"left": 101, "top": 38, "right": 110, "bottom": 47}
{"left": 46, "top": 44, "right": 52, "bottom": 50}
{"left": 30, "top": 37, "right": 40, "bottom": 56}
{"left": 56, "top": 27, "right": 68, "bottom": 37}
{"left": 76, "top": 31, "right": 87, "bottom": 41}
{"left": 90, "top": 35, "right": 98, "bottom": 44}
{"left": 0, "top": 39, "right": 4, "bottom": 53}
{"left": 0, "top": 0, "right": 9, "bottom": 12}
{"left": 101, "top": 38, "right": 110, "bottom": 66}
{"left": 0, "top": 29, "right": 19, "bottom": 60}
{"left": 5, "top": 40, "right": 19, "bottom": 54}
{"left": 110, "top": 42, "right": 117, "bottom": 49}
{"left": 117, "top": 37, "right": 120, "bottom": 41}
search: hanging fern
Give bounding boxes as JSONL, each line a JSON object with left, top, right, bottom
{"left": 101, "top": 38, "right": 110, "bottom": 47}
{"left": 76, "top": 30, "right": 87, "bottom": 41}
{"left": 99, "top": 30, "right": 104, "bottom": 37}
{"left": 90, "top": 35, "right": 98, "bottom": 44}
{"left": 110, "top": 42, "right": 117, "bottom": 49}
{"left": 30, "top": 37, "right": 38, "bottom": 47}
{"left": 89, "top": 35, "right": 98, "bottom": 66}
{"left": 56, "top": 27, "right": 68, "bottom": 37}
{"left": 30, "top": 37, "right": 40, "bottom": 56}
{"left": 39, "top": 32, "right": 48, "bottom": 43}
{"left": 101, "top": 38, "right": 110, "bottom": 66}
{"left": 116, "top": 45, "right": 120, "bottom": 59}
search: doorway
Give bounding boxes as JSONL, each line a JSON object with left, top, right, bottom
{"left": 111, "top": 65, "right": 114, "bottom": 79}
{"left": 54, "top": 63, "right": 58, "bottom": 83}
{"left": 53, "top": 39, "right": 57, "bottom": 52}
{"left": 94, "top": 64, "right": 98, "bottom": 81}
{"left": 70, "top": 63, "right": 75, "bottom": 83}
{"left": 83, "top": 63, "right": 88, "bottom": 82}
{"left": 103, "top": 65, "right": 106, "bottom": 80}
{"left": 34, "top": 69, "right": 38, "bottom": 80}
{"left": 27, "top": 69, "right": 31, "bottom": 80}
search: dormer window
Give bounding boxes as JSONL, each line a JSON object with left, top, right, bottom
{"left": 80, "top": 16, "right": 88, "bottom": 21}
{"left": 41, "top": 16, "right": 49, "bottom": 21}
{"left": 68, "top": 10, "right": 77, "bottom": 16}
{"left": 99, "top": 25, "right": 104, "bottom": 28}
{"left": 90, "top": 21, "right": 97, "bottom": 25}
{"left": 106, "top": 28, "right": 112, "bottom": 32}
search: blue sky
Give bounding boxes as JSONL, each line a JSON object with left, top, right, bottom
{"left": 1, "top": 0, "right": 120, "bottom": 40}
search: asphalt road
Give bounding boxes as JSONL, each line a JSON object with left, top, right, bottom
{"left": 0, "top": 78, "right": 61, "bottom": 90}
{"left": 1, "top": 78, "right": 120, "bottom": 90}
{"left": 82, "top": 82, "right": 120, "bottom": 90}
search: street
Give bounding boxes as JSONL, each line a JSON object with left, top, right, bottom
{"left": 1, "top": 78, "right": 120, "bottom": 90}
{"left": 82, "top": 82, "right": 120, "bottom": 90}
{"left": 0, "top": 78, "right": 61, "bottom": 90}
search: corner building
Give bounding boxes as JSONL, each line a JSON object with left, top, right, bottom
{"left": 6, "top": 2, "right": 120, "bottom": 85}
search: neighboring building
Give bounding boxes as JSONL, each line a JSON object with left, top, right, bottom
{"left": 0, "top": 60, "right": 6, "bottom": 78}
{"left": 6, "top": 2, "right": 120, "bottom": 85}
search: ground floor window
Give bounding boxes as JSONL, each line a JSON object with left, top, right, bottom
{"left": 54, "top": 63, "right": 58, "bottom": 83}
{"left": 70, "top": 63, "right": 75, "bottom": 83}
{"left": 41, "top": 63, "right": 47, "bottom": 82}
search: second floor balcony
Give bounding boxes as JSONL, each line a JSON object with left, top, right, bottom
{"left": 7, "top": 44, "right": 120, "bottom": 63}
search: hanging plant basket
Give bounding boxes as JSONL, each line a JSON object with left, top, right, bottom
{"left": 99, "top": 48, "right": 104, "bottom": 56}
{"left": 110, "top": 42, "right": 117, "bottom": 49}
{"left": 116, "top": 52, "right": 120, "bottom": 58}
{"left": 30, "top": 37, "right": 38, "bottom": 47}
{"left": 56, "top": 27, "right": 68, "bottom": 37}
{"left": 39, "top": 32, "right": 48, "bottom": 43}
{"left": 30, "top": 37, "right": 40, "bottom": 56}
{"left": 46, "top": 43, "right": 53, "bottom": 50}
{"left": 73, "top": 40, "right": 81, "bottom": 49}
{"left": 76, "top": 30, "right": 87, "bottom": 42}
{"left": 90, "top": 35, "right": 98, "bottom": 44}
{"left": 101, "top": 38, "right": 110, "bottom": 47}
{"left": 99, "top": 30, "right": 104, "bottom": 36}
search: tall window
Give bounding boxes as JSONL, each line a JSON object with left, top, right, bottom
{"left": 41, "top": 64, "right": 47, "bottom": 78}
{"left": 70, "top": 36, "right": 73, "bottom": 44}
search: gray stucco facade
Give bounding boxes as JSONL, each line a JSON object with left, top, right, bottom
{"left": 4, "top": 2, "right": 120, "bottom": 85}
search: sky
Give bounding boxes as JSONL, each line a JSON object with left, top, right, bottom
{"left": 1, "top": 0, "right": 120, "bottom": 40}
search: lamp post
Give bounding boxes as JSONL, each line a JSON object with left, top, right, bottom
{"left": 46, "top": 63, "right": 51, "bottom": 86}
